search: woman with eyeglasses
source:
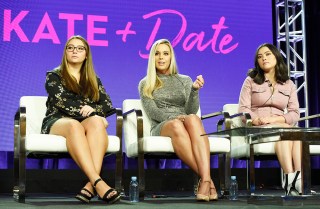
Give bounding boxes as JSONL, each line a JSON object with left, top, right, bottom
{"left": 238, "top": 43, "right": 301, "bottom": 196}
{"left": 41, "top": 35, "right": 120, "bottom": 204}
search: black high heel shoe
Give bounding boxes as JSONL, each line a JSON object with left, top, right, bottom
{"left": 93, "top": 178, "right": 121, "bottom": 204}
{"left": 75, "top": 187, "right": 96, "bottom": 203}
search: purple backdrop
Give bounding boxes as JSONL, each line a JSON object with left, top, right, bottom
{"left": 0, "top": 0, "right": 273, "bottom": 168}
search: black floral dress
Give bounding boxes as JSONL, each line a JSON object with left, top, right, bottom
{"left": 41, "top": 68, "right": 115, "bottom": 134}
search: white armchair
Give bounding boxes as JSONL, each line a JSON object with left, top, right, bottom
{"left": 122, "top": 99, "right": 231, "bottom": 200}
{"left": 223, "top": 103, "right": 320, "bottom": 194}
{"left": 13, "top": 96, "right": 123, "bottom": 203}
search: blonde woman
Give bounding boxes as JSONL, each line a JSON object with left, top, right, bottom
{"left": 41, "top": 35, "right": 120, "bottom": 204}
{"left": 139, "top": 39, "right": 217, "bottom": 202}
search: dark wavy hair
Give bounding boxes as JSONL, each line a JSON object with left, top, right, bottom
{"left": 247, "top": 43, "right": 289, "bottom": 84}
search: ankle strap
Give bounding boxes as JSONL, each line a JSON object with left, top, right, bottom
{"left": 291, "top": 171, "right": 300, "bottom": 187}
{"left": 93, "top": 178, "right": 102, "bottom": 187}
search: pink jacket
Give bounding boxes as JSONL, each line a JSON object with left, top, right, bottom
{"left": 238, "top": 76, "right": 300, "bottom": 125}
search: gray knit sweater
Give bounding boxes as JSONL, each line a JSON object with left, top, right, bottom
{"left": 139, "top": 73, "right": 200, "bottom": 136}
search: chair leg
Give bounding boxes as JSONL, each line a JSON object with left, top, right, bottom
{"left": 138, "top": 152, "right": 145, "bottom": 200}
{"left": 218, "top": 153, "right": 231, "bottom": 198}
{"left": 13, "top": 123, "right": 26, "bottom": 203}
{"left": 218, "top": 154, "right": 225, "bottom": 197}
{"left": 13, "top": 151, "right": 26, "bottom": 203}
{"left": 225, "top": 153, "right": 231, "bottom": 196}
{"left": 115, "top": 152, "right": 123, "bottom": 194}
{"left": 249, "top": 144, "right": 255, "bottom": 195}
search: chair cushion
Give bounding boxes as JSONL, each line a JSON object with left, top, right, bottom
{"left": 209, "top": 136, "right": 230, "bottom": 153}
{"left": 123, "top": 99, "right": 230, "bottom": 158}
{"left": 26, "top": 134, "right": 120, "bottom": 153}
{"left": 231, "top": 137, "right": 276, "bottom": 158}
{"left": 224, "top": 103, "right": 320, "bottom": 158}
{"left": 20, "top": 96, "right": 120, "bottom": 155}
{"left": 126, "top": 135, "right": 230, "bottom": 158}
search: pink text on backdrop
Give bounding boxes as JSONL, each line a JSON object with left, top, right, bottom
{"left": 3, "top": 9, "right": 238, "bottom": 58}
{"left": 3, "top": 10, "right": 108, "bottom": 46}
{"left": 139, "top": 9, "right": 238, "bottom": 58}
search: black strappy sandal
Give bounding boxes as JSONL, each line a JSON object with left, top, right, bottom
{"left": 93, "top": 178, "right": 121, "bottom": 204}
{"left": 75, "top": 187, "right": 96, "bottom": 203}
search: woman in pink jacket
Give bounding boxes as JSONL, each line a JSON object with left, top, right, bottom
{"left": 238, "top": 43, "right": 301, "bottom": 196}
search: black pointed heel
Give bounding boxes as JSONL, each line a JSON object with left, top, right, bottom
{"left": 93, "top": 178, "right": 121, "bottom": 204}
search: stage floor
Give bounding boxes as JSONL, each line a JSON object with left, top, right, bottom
{"left": 1, "top": 190, "right": 320, "bottom": 209}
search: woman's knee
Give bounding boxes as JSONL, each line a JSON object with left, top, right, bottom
{"left": 184, "top": 114, "right": 202, "bottom": 127}
{"left": 163, "top": 119, "right": 186, "bottom": 136}
{"left": 51, "top": 119, "right": 84, "bottom": 136}
{"left": 83, "top": 116, "right": 106, "bottom": 131}
{"left": 66, "top": 120, "right": 85, "bottom": 133}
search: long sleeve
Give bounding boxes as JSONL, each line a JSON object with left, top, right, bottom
{"left": 139, "top": 74, "right": 200, "bottom": 134}
{"left": 45, "top": 71, "right": 84, "bottom": 118}
{"left": 45, "top": 71, "right": 115, "bottom": 119}
{"left": 238, "top": 76, "right": 300, "bottom": 126}
{"left": 184, "top": 77, "right": 200, "bottom": 114}
{"left": 238, "top": 77, "right": 259, "bottom": 121}
{"left": 281, "top": 80, "right": 300, "bottom": 125}
{"left": 139, "top": 79, "right": 173, "bottom": 122}
{"left": 88, "top": 78, "right": 115, "bottom": 117}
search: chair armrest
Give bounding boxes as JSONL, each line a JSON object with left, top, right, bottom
{"left": 114, "top": 108, "right": 123, "bottom": 153}
{"left": 201, "top": 111, "right": 225, "bottom": 131}
{"left": 201, "top": 111, "right": 223, "bottom": 120}
{"left": 123, "top": 108, "right": 144, "bottom": 148}
{"left": 14, "top": 106, "right": 26, "bottom": 157}
{"left": 299, "top": 114, "right": 320, "bottom": 121}
{"left": 18, "top": 107, "right": 27, "bottom": 140}
{"left": 223, "top": 112, "right": 252, "bottom": 129}
{"left": 123, "top": 108, "right": 136, "bottom": 117}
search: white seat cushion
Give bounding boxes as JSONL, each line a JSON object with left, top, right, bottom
{"left": 26, "top": 134, "right": 120, "bottom": 153}
{"left": 125, "top": 135, "right": 230, "bottom": 158}
{"left": 123, "top": 99, "right": 230, "bottom": 158}
{"left": 223, "top": 103, "right": 320, "bottom": 158}
{"left": 224, "top": 104, "right": 278, "bottom": 158}
{"left": 21, "top": 96, "right": 119, "bottom": 155}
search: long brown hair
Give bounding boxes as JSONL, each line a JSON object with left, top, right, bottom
{"left": 60, "top": 35, "right": 99, "bottom": 101}
{"left": 248, "top": 43, "right": 289, "bottom": 84}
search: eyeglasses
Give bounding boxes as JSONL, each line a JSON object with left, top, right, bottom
{"left": 66, "top": 45, "right": 86, "bottom": 52}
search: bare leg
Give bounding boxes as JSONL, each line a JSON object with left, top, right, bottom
{"left": 50, "top": 117, "right": 116, "bottom": 199}
{"left": 161, "top": 119, "right": 199, "bottom": 172}
{"left": 183, "top": 115, "right": 211, "bottom": 180}
{"left": 273, "top": 123, "right": 300, "bottom": 173}
{"left": 160, "top": 115, "right": 211, "bottom": 196}
{"left": 292, "top": 141, "right": 301, "bottom": 171}
{"left": 275, "top": 141, "right": 294, "bottom": 173}
{"left": 79, "top": 116, "right": 109, "bottom": 195}
{"left": 184, "top": 114, "right": 215, "bottom": 198}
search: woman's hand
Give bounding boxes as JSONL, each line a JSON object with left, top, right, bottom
{"left": 192, "top": 75, "right": 204, "bottom": 90}
{"left": 254, "top": 116, "right": 286, "bottom": 125}
{"left": 252, "top": 118, "right": 262, "bottom": 126}
{"left": 176, "top": 115, "right": 187, "bottom": 123}
{"left": 80, "top": 105, "right": 95, "bottom": 117}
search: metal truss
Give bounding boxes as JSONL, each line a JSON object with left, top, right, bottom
{"left": 275, "top": 0, "right": 309, "bottom": 127}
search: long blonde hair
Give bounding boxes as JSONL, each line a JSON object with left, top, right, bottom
{"left": 60, "top": 35, "right": 99, "bottom": 101}
{"left": 143, "top": 39, "right": 178, "bottom": 98}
